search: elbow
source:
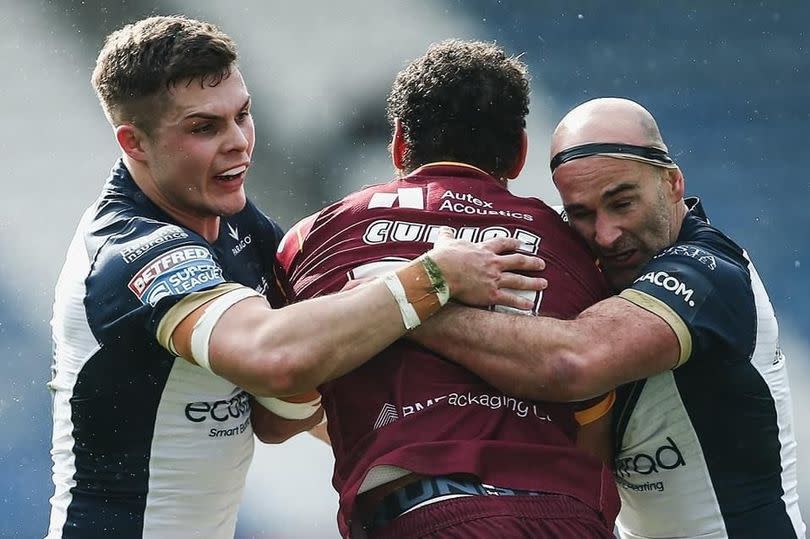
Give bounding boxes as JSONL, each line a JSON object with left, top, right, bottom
{"left": 249, "top": 346, "right": 313, "bottom": 397}
{"left": 546, "top": 351, "right": 604, "bottom": 402}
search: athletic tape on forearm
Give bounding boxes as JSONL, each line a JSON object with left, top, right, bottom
{"left": 419, "top": 254, "right": 450, "bottom": 306}
{"left": 254, "top": 395, "right": 322, "bottom": 420}
{"left": 382, "top": 273, "right": 422, "bottom": 330}
{"left": 190, "top": 287, "right": 262, "bottom": 373}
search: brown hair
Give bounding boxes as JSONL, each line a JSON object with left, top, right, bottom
{"left": 386, "top": 39, "right": 530, "bottom": 177}
{"left": 91, "top": 15, "right": 238, "bottom": 132}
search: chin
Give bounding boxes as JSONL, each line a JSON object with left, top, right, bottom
{"left": 219, "top": 194, "right": 247, "bottom": 217}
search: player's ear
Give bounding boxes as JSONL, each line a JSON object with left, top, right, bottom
{"left": 505, "top": 129, "right": 528, "bottom": 180}
{"left": 116, "top": 123, "right": 149, "bottom": 163}
{"left": 391, "top": 118, "right": 407, "bottom": 171}
{"left": 664, "top": 166, "right": 685, "bottom": 202}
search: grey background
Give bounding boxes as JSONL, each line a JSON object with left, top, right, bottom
{"left": 1, "top": 1, "right": 807, "bottom": 537}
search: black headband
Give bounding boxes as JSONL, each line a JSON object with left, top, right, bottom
{"left": 549, "top": 143, "right": 674, "bottom": 172}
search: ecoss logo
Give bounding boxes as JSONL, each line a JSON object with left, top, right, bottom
{"left": 185, "top": 391, "right": 251, "bottom": 423}
{"left": 635, "top": 271, "right": 696, "bottom": 307}
{"left": 615, "top": 436, "right": 686, "bottom": 478}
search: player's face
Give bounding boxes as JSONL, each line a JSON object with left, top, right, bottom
{"left": 141, "top": 68, "right": 254, "bottom": 222}
{"left": 555, "top": 157, "right": 678, "bottom": 290}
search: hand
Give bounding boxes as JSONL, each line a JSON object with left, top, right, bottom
{"left": 426, "top": 227, "right": 547, "bottom": 310}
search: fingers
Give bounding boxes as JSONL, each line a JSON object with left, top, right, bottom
{"left": 497, "top": 273, "right": 548, "bottom": 292}
{"left": 492, "top": 289, "right": 537, "bottom": 311}
{"left": 478, "top": 237, "right": 546, "bottom": 271}
{"left": 478, "top": 236, "right": 524, "bottom": 254}
{"left": 433, "top": 226, "right": 455, "bottom": 246}
{"left": 495, "top": 252, "right": 545, "bottom": 272}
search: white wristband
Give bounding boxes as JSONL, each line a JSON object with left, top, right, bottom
{"left": 190, "top": 287, "right": 262, "bottom": 373}
{"left": 254, "top": 395, "right": 322, "bottom": 420}
{"left": 381, "top": 272, "right": 422, "bottom": 330}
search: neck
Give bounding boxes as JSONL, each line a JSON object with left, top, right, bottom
{"left": 671, "top": 199, "right": 689, "bottom": 243}
{"left": 123, "top": 155, "right": 220, "bottom": 243}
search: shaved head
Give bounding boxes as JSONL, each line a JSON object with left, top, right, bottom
{"left": 548, "top": 97, "right": 689, "bottom": 289}
{"left": 550, "top": 98, "right": 667, "bottom": 159}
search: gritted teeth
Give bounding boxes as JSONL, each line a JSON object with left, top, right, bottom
{"left": 219, "top": 165, "right": 247, "bottom": 177}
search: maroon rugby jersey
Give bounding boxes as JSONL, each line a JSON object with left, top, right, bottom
{"left": 278, "top": 163, "right": 619, "bottom": 536}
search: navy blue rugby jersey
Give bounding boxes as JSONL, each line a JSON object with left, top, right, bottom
{"left": 47, "top": 160, "right": 289, "bottom": 539}
{"left": 613, "top": 198, "right": 805, "bottom": 539}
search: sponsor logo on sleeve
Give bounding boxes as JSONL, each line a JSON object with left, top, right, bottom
{"left": 120, "top": 225, "right": 189, "bottom": 263}
{"left": 128, "top": 245, "right": 224, "bottom": 305}
{"left": 655, "top": 244, "right": 717, "bottom": 270}
{"left": 634, "top": 270, "right": 696, "bottom": 307}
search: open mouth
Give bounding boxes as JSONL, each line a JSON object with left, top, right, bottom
{"left": 214, "top": 164, "right": 248, "bottom": 182}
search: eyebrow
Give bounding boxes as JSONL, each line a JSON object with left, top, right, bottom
{"left": 601, "top": 182, "right": 639, "bottom": 200}
{"left": 563, "top": 182, "right": 639, "bottom": 214}
{"left": 182, "top": 97, "right": 251, "bottom": 121}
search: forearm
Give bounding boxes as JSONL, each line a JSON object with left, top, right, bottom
{"left": 180, "top": 233, "right": 544, "bottom": 397}
{"left": 411, "top": 304, "right": 585, "bottom": 401}
{"left": 255, "top": 280, "right": 409, "bottom": 393}
{"left": 412, "top": 297, "right": 680, "bottom": 402}
{"left": 250, "top": 399, "right": 325, "bottom": 444}
{"left": 211, "top": 279, "right": 408, "bottom": 396}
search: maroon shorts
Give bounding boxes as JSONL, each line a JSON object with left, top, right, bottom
{"left": 366, "top": 494, "right": 614, "bottom": 539}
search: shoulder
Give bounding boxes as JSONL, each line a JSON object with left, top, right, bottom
{"left": 621, "top": 216, "right": 758, "bottom": 364}
{"left": 92, "top": 216, "right": 221, "bottom": 307}
{"left": 647, "top": 214, "right": 753, "bottom": 297}
{"left": 277, "top": 211, "right": 322, "bottom": 272}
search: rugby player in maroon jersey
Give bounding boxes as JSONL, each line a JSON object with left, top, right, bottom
{"left": 278, "top": 40, "right": 619, "bottom": 538}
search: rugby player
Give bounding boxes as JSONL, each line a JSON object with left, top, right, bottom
{"left": 46, "top": 18, "right": 542, "bottom": 539}
{"left": 278, "top": 40, "right": 620, "bottom": 538}
{"left": 413, "top": 97, "right": 807, "bottom": 538}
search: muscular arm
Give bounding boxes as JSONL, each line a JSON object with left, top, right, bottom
{"left": 171, "top": 235, "right": 544, "bottom": 398}
{"left": 411, "top": 295, "right": 680, "bottom": 402}
{"left": 174, "top": 279, "right": 424, "bottom": 397}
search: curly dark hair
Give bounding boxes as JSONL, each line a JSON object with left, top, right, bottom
{"left": 91, "top": 15, "right": 238, "bottom": 132}
{"left": 386, "top": 39, "right": 530, "bottom": 177}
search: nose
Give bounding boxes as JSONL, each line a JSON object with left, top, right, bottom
{"left": 224, "top": 120, "right": 251, "bottom": 154}
{"left": 593, "top": 213, "right": 622, "bottom": 250}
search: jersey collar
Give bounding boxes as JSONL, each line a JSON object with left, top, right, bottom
{"left": 407, "top": 161, "right": 499, "bottom": 184}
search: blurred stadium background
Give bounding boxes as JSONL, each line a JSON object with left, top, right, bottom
{"left": 1, "top": 1, "right": 808, "bottom": 537}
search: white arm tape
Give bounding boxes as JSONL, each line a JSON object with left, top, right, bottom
{"left": 254, "top": 395, "right": 322, "bottom": 420}
{"left": 190, "top": 287, "right": 262, "bottom": 373}
{"left": 381, "top": 272, "right": 422, "bottom": 330}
